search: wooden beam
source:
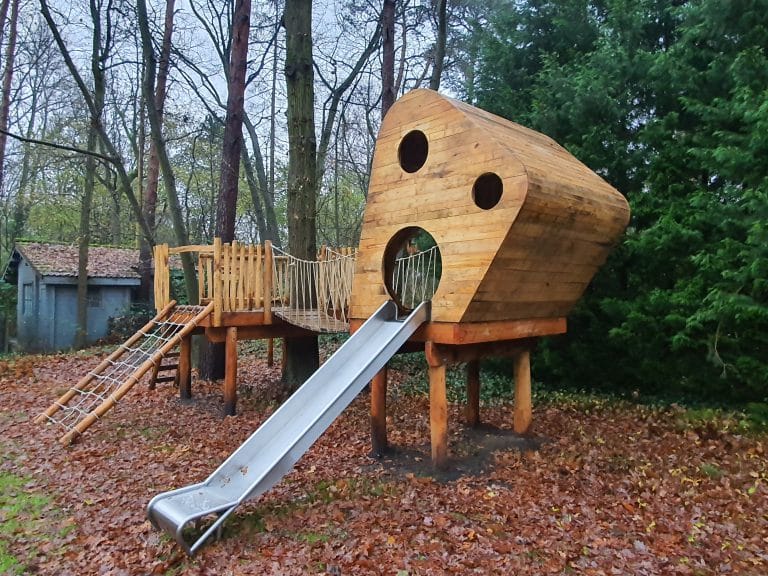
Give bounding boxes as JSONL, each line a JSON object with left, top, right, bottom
{"left": 178, "top": 335, "right": 192, "bottom": 400}
{"left": 513, "top": 349, "right": 532, "bottom": 434}
{"left": 414, "top": 317, "right": 566, "bottom": 344}
{"left": 224, "top": 327, "right": 238, "bottom": 416}
{"left": 205, "top": 324, "right": 314, "bottom": 343}
{"left": 349, "top": 317, "right": 566, "bottom": 345}
{"left": 423, "top": 339, "right": 535, "bottom": 366}
{"left": 466, "top": 360, "right": 480, "bottom": 428}
{"left": 427, "top": 343, "right": 448, "bottom": 469}
{"left": 370, "top": 366, "right": 388, "bottom": 456}
{"left": 267, "top": 337, "right": 274, "bottom": 367}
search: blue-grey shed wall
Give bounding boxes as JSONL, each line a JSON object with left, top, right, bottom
{"left": 15, "top": 258, "right": 135, "bottom": 352}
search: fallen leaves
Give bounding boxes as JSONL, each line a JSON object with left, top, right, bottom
{"left": 1, "top": 349, "right": 767, "bottom": 575}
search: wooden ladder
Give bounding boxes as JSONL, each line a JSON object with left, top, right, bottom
{"left": 149, "top": 351, "right": 180, "bottom": 389}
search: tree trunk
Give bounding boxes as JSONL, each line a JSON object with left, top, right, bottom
{"left": 0, "top": 0, "right": 19, "bottom": 197}
{"left": 243, "top": 114, "right": 280, "bottom": 244}
{"left": 215, "top": 0, "right": 250, "bottom": 241}
{"left": 381, "top": 0, "right": 396, "bottom": 118}
{"left": 136, "top": 0, "right": 197, "bottom": 303}
{"left": 40, "top": 0, "right": 155, "bottom": 248}
{"left": 200, "top": 0, "right": 251, "bottom": 381}
{"left": 429, "top": 0, "right": 447, "bottom": 91}
{"left": 75, "top": 127, "right": 97, "bottom": 349}
{"left": 282, "top": 0, "right": 319, "bottom": 394}
{"left": 138, "top": 0, "right": 176, "bottom": 304}
{"left": 76, "top": 0, "right": 107, "bottom": 349}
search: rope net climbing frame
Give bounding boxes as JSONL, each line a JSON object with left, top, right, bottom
{"left": 36, "top": 302, "right": 214, "bottom": 445}
{"left": 391, "top": 245, "right": 440, "bottom": 310}
{"left": 270, "top": 245, "right": 356, "bottom": 333}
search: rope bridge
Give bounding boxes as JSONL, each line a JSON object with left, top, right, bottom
{"left": 271, "top": 245, "right": 356, "bottom": 333}
{"left": 391, "top": 245, "right": 440, "bottom": 310}
{"left": 36, "top": 302, "right": 213, "bottom": 445}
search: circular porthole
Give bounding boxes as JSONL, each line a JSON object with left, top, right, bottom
{"left": 398, "top": 130, "right": 429, "bottom": 173}
{"left": 473, "top": 172, "right": 503, "bottom": 210}
{"left": 383, "top": 227, "right": 442, "bottom": 312}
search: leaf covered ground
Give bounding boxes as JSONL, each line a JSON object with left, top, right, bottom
{"left": 1, "top": 348, "right": 767, "bottom": 575}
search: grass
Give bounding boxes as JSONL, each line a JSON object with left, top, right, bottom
{"left": 0, "top": 471, "right": 62, "bottom": 575}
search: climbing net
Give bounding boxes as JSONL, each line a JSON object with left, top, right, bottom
{"left": 391, "top": 245, "right": 440, "bottom": 310}
{"left": 42, "top": 305, "right": 205, "bottom": 435}
{"left": 271, "top": 245, "right": 356, "bottom": 332}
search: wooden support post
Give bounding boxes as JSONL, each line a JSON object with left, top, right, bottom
{"left": 513, "top": 349, "right": 532, "bottom": 434}
{"left": 426, "top": 342, "right": 448, "bottom": 469}
{"left": 280, "top": 338, "right": 287, "bottom": 375}
{"left": 224, "top": 327, "right": 238, "bottom": 416}
{"left": 264, "top": 240, "right": 273, "bottom": 324}
{"left": 178, "top": 336, "right": 192, "bottom": 400}
{"left": 267, "top": 338, "right": 274, "bottom": 367}
{"left": 213, "top": 237, "right": 223, "bottom": 327}
{"left": 466, "top": 360, "right": 480, "bottom": 428}
{"left": 370, "top": 366, "right": 388, "bottom": 456}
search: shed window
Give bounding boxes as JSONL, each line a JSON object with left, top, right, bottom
{"left": 22, "top": 283, "right": 33, "bottom": 315}
{"left": 87, "top": 289, "right": 102, "bottom": 308}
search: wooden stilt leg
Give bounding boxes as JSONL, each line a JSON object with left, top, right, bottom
{"left": 370, "top": 366, "right": 388, "bottom": 457}
{"left": 267, "top": 338, "right": 274, "bottom": 367}
{"left": 466, "top": 360, "right": 480, "bottom": 428}
{"left": 429, "top": 360, "right": 448, "bottom": 469}
{"left": 223, "top": 327, "right": 238, "bottom": 416}
{"left": 178, "top": 336, "right": 192, "bottom": 400}
{"left": 280, "top": 338, "right": 287, "bottom": 375}
{"left": 513, "top": 349, "right": 532, "bottom": 434}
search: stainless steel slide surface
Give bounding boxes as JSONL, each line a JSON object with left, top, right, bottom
{"left": 147, "top": 300, "right": 430, "bottom": 555}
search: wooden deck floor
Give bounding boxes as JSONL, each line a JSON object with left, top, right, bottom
{"left": 272, "top": 307, "right": 349, "bottom": 333}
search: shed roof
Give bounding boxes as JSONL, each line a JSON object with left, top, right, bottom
{"left": 12, "top": 242, "right": 140, "bottom": 279}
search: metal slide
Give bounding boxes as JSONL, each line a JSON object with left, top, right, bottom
{"left": 147, "top": 300, "right": 430, "bottom": 555}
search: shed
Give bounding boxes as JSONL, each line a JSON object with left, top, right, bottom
{"left": 3, "top": 242, "right": 141, "bottom": 352}
{"left": 350, "top": 89, "right": 630, "bottom": 325}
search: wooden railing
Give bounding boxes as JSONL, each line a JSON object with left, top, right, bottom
{"left": 153, "top": 239, "right": 356, "bottom": 328}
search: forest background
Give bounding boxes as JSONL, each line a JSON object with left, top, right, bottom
{"left": 0, "top": 0, "right": 766, "bottom": 407}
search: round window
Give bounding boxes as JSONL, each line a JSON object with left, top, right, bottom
{"left": 398, "top": 130, "right": 429, "bottom": 173}
{"left": 472, "top": 172, "right": 503, "bottom": 210}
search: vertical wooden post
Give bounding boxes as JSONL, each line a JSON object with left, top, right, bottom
{"left": 280, "top": 338, "right": 287, "bottom": 374}
{"left": 267, "top": 338, "right": 274, "bottom": 367}
{"left": 370, "top": 366, "right": 388, "bottom": 456}
{"left": 213, "top": 237, "right": 223, "bottom": 326}
{"left": 178, "top": 335, "right": 193, "bottom": 400}
{"left": 264, "top": 240, "right": 273, "bottom": 323}
{"left": 513, "top": 349, "right": 532, "bottom": 434}
{"left": 466, "top": 360, "right": 480, "bottom": 427}
{"left": 426, "top": 342, "right": 448, "bottom": 469}
{"left": 224, "top": 327, "right": 238, "bottom": 416}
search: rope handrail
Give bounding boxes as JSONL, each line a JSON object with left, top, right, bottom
{"left": 270, "top": 245, "right": 356, "bottom": 333}
{"left": 391, "top": 245, "right": 440, "bottom": 310}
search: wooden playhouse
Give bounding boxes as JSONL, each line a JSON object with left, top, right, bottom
{"left": 350, "top": 89, "right": 630, "bottom": 466}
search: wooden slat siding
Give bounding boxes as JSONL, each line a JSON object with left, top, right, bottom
{"left": 239, "top": 243, "right": 247, "bottom": 310}
{"left": 255, "top": 244, "right": 262, "bottom": 308}
{"left": 197, "top": 253, "right": 205, "bottom": 304}
{"left": 230, "top": 241, "right": 238, "bottom": 310}
{"left": 222, "top": 241, "right": 231, "bottom": 313}
{"left": 264, "top": 240, "right": 273, "bottom": 323}
{"left": 213, "top": 237, "right": 223, "bottom": 326}
{"left": 350, "top": 89, "right": 629, "bottom": 323}
{"left": 245, "top": 244, "right": 254, "bottom": 309}
{"left": 153, "top": 244, "right": 170, "bottom": 312}
{"left": 237, "top": 242, "right": 245, "bottom": 310}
